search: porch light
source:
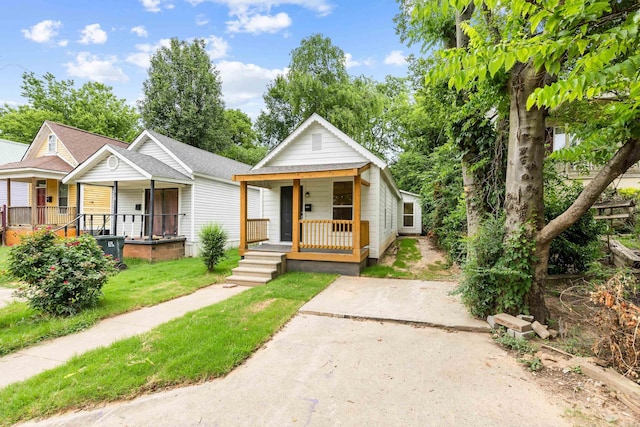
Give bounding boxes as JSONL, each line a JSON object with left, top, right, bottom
{"left": 305, "top": 191, "right": 310, "bottom": 198}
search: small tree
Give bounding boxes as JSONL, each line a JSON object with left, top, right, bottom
{"left": 9, "top": 230, "right": 116, "bottom": 316}
{"left": 199, "top": 223, "right": 228, "bottom": 272}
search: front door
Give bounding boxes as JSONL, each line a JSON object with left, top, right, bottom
{"left": 280, "top": 186, "right": 303, "bottom": 242}
{"left": 36, "top": 187, "right": 46, "bottom": 224}
{"left": 144, "top": 188, "right": 179, "bottom": 236}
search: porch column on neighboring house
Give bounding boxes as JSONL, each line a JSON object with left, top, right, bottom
{"left": 31, "top": 177, "right": 37, "bottom": 226}
{"left": 6, "top": 178, "right": 11, "bottom": 226}
{"left": 292, "top": 179, "right": 301, "bottom": 253}
{"left": 353, "top": 174, "right": 361, "bottom": 257}
{"left": 75, "top": 183, "right": 81, "bottom": 234}
{"left": 239, "top": 181, "right": 248, "bottom": 253}
{"left": 112, "top": 181, "right": 118, "bottom": 236}
{"left": 148, "top": 180, "right": 155, "bottom": 240}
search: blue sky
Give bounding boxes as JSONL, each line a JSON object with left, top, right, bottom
{"left": 0, "top": 0, "right": 415, "bottom": 119}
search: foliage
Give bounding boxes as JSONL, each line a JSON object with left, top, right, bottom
{"left": 9, "top": 230, "right": 116, "bottom": 316}
{"left": 0, "top": 272, "right": 336, "bottom": 426}
{"left": 0, "top": 250, "right": 240, "bottom": 356}
{"left": 0, "top": 72, "right": 140, "bottom": 143}
{"left": 493, "top": 329, "right": 538, "bottom": 355}
{"left": 219, "top": 109, "right": 267, "bottom": 165}
{"left": 545, "top": 177, "right": 604, "bottom": 274}
{"left": 458, "top": 217, "right": 535, "bottom": 317}
{"left": 199, "top": 223, "right": 228, "bottom": 272}
{"left": 519, "top": 356, "right": 543, "bottom": 372}
{"left": 139, "top": 38, "right": 228, "bottom": 153}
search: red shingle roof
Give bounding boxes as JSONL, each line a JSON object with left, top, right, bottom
{"left": 0, "top": 156, "right": 72, "bottom": 173}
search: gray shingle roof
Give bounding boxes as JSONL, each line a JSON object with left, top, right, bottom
{"left": 145, "top": 130, "right": 252, "bottom": 180}
{"left": 240, "top": 162, "right": 370, "bottom": 176}
{"left": 109, "top": 146, "right": 191, "bottom": 181}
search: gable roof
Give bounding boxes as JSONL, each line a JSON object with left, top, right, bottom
{"left": 131, "top": 130, "right": 252, "bottom": 181}
{"left": 0, "top": 156, "right": 73, "bottom": 178}
{"left": 23, "top": 121, "right": 128, "bottom": 165}
{"left": 254, "top": 113, "right": 387, "bottom": 170}
{"left": 0, "top": 139, "right": 28, "bottom": 164}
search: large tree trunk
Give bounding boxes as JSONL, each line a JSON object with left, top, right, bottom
{"left": 504, "top": 62, "right": 548, "bottom": 321}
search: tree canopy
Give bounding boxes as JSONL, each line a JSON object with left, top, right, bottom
{"left": 138, "top": 38, "right": 228, "bottom": 153}
{"left": 0, "top": 72, "right": 140, "bottom": 143}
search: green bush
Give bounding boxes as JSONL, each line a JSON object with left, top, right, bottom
{"left": 9, "top": 230, "right": 116, "bottom": 316}
{"left": 199, "top": 223, "right": 228, "bottom": 272}
{"left": 457, "top": 216, "right": 534, "bottom": 317}
{"left": 545, "top": 178, "right": 604, "bottom": 274}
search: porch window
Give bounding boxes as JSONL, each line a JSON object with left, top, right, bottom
{"left": 48, "top": 135, "right": 57, "bottom": 154}
{"left": 332, "top": 181, "right": 353, "bottom": 220}
{"left": 403, "top": 202, "right": 414, "bottom": 227}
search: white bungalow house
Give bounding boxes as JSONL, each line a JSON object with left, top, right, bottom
{"left": 63, "top": 130, "right": 261, "bottom": 261}
{"left": 231, "top": 114, "right": 418, "bottom": 277}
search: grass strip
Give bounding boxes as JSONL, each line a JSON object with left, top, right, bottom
{"left": 0, "top": 272, "right": 335, "bottom": 426}
{"left": 0, "top": 250, "right": 239, "bottom": 356}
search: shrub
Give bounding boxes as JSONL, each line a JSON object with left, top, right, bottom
{"left": 9, "top": 230, "right": 116, "bottom": 316}
{"left": 199, "top": 223, "right": 228, "bottom": 272}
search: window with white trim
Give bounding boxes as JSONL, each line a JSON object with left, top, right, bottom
{"left": 48, "top": 134, "right": 57, "bottom": 153}
{"left": 403, "top": 202, "right": 414, "bottom": 228}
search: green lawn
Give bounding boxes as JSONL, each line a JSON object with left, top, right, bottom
{"left": 0, "top": 272, "right": 336, "bottom": 427}
{"left": 0, "top": 250, "right": 240, "bottom": 356}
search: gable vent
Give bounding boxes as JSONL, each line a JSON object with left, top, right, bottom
{"left": 312, "top": 133, "right": 322, "bottom": 151}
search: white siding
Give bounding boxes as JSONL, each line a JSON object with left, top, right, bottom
{"left": 80, "top": 157, "right": 146, "bottom": 183}
{"left": 135, "top": 140, "right": 190, "bottom": 176}
{"left": 191, "top": 177, "right": 259, "bottom": 253}
{"left": 114, "top": 189, "right": 145, "bottom": 238}
{"left": 0, "top": 180, "right": 29, "bottom": 207}
{"left": 267, "top": 123, "right": 368, "bottom": 167}
{"left": 376, "top": 171, "right": 399, "bottom": 259}
{"left": 262, "top": 180, "right": 289, "bottom": 244}
{"left": 180, "top": 185, "right": 193, "bottom": 255}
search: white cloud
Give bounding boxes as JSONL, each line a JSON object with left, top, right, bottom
{"left": 204, "top": 36, "right": 230, "bottom": 59}
{"left": 65, "top": 52, "right": 129, "bottom": 82}
{"left": 227, "top": 12, "right": 291, "bottom": 34}
{"left": 58, "top": 39, "right": 69, "bottom": 47}
{"left": 0, "top": 100, "right": 20, "bottom": 108}
{"left": 216, "top": 60, "right": 286, "bottom": 116}
{"left": 187, "top": 0, "right": 333, "bottom": 16}
{"left": 140, "top": 0, "right": 173, "bottom": 12}
{"left": 196, "top": 14, "right": 209, "bottom": 26}
{"left": 78, "top": 23, "right": 108, "bottom": 44}
{"left": 22, "top": 20, "right": 62, "bottom": 43}
{"left": 384, "top": 50, "right": 407, "bottom": 66}
{"left": 126, "top": 38, "right": 172, "bottom": 69}
{"left": 131, "top": 25, "right": 148, "bottom": 37}
{"left": 345, "top": 53, "right": 374, "bottom": 69}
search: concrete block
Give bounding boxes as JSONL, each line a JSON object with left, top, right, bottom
{"left": 548, "top": 329, "right": 559, "bottom": 339}
{"left": 494, "top": 313, "right": 533, "bottom": 332}
{"left": 487, "top": 315, "right": 499, "bottom": 329}
{"left": 517, "top": 314, "right": 534, "bottom": 322}
{"left": 506, "top": 328, "right": 535, "bottom": 340}
{"left": 531, "top": 321, "right": 551, "bottom": 339}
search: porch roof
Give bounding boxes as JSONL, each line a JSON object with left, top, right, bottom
{"left": 0, "top": 156, "right": 71, "bottom": 180}
{"left": 233, "top": 161, "right": 370, "bottom": 185}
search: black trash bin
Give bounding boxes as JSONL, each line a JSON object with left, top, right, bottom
{"left": 95, "top": 235, "right": 126, "bottom": 269}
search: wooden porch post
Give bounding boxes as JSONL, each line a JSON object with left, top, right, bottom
{"left": 353, "top": 175, "right": 361, "bottom": 256}
{"left": 31, "top": 177, "right": 37, "bottom": 226}
{"left": 292, "top": 179, "right": 300, "bottom": 253}
{"left": 240, "top": 181, "right": 248, "bottom": 254}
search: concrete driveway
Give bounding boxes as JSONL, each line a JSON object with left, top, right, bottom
{"left": 23, "top": 277, "right": 572, "bottom": 427}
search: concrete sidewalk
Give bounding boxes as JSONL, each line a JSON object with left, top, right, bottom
{"left": 0, "top": 286, "right": 16, "bottom": 309}
{"left": 301, "top": 276, "right": 490, "bottom": 332}
{"left": 0, "top": 284, "right": 247, "bottom": 388}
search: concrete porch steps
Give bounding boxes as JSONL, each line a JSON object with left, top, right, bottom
{"left": 226, "top": 251, "right": 287, "bottom": 287}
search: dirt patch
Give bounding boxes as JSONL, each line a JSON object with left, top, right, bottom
{"left": 378, "top": 236, "right": 459, "bottom": 279}
{"left": 247, "top": 298, "right": 276, "bottom": 313}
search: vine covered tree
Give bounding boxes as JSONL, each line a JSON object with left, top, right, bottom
{"left": 139, "top": 38, "right": 228, "bottom": 153}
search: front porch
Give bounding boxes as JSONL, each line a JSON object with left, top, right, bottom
{"left": 234, "top": 162, "right": 372, "bottom": 275}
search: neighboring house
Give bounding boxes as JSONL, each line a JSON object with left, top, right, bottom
{"left": 232, "top": 113, "right": 417, "bottom": 276}
{"left": 63, "top": 129, "right": 261, "bottom": 260}
{"left": 0, "top": 122, "right": 128, "bottom": 245}
{"left": 398, "top": 190, "right": 422, "bottom": 235}
{"left": 0, "top": 139, "right": 29, "bottom": 208}
{"left": 552, "top": 127, "right": 640, "bottom": 188}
